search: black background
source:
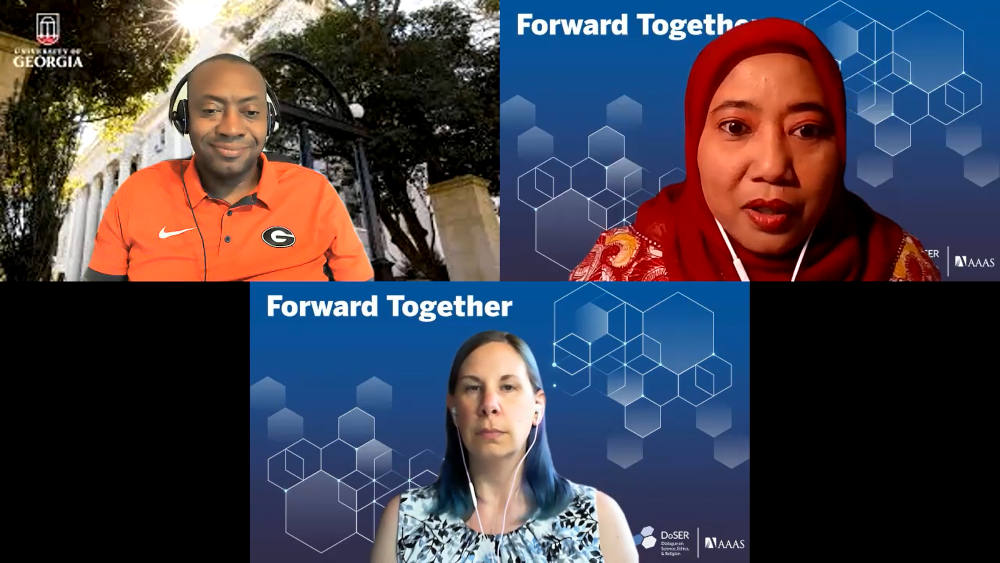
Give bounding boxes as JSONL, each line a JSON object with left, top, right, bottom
{"left": 4, "top": 283, "right": 991, "bottom": 559}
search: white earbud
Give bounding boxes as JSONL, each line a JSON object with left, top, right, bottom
{"left": 714, "top": 217, "right": 814, "bottom": 282}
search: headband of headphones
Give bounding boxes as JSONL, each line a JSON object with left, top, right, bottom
{"left": 168, "top": 59, "right": 280, "bottom": 137}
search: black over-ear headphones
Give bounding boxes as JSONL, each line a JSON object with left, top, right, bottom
{"left": 168, "top": 60, "right": 281, "bottom": 137}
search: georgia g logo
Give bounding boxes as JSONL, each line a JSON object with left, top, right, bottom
{"left": 262, "top": 226, "right": 295, "bottom": 248}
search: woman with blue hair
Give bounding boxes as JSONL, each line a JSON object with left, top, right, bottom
{"left": 371, "top": 331, "right": 637, "bottom": 562}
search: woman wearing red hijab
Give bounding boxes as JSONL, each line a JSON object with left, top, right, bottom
{"left": 570, "top": 18, "right": 939, "bottom": 282}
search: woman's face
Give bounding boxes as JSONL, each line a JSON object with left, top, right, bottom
{"left": 449, "top": 341, "right": 544, "bottom": 461}
{"left": 697, "top": 52, "right": 839, "bottom": 255}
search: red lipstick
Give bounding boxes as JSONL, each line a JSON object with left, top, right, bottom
{"left": 742, "top": 199, "right": 797, "bottom": 233}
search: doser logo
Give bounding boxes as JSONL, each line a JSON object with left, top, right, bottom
{"left": 262, "top": 226, "right": 295, "bottom": 248}
{"left": 634, "top": 526, "right": 655, "bottom": 549}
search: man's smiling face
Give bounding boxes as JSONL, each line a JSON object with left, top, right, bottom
{"left": 186, "top": 59, "right": 269, "bottom": 184}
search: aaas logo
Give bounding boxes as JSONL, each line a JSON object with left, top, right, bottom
{"left": 704, "top": 536, "right": 746, "bottom": 549}
{"left": 36, "top": 13, "right": 59, "bottom": 46}
{"left": 954, "top": 255, "right": 996, "bottom": 268}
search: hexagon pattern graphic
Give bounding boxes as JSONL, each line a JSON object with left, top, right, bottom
{"left": 875, "top": 116, "right": 911, "bottom": 156}
{"left": 963, "top": 150, "right": 1000, "bottom": 187}
{"left": 893, "top": 84, "right": 928, "bottom": 124}
{"left": 356, "top": 376, "right": 392, "bottom": 412}
{"left": 893, "top": 12, "right": 963, "bottom": 93}
{"left": 946, "top": 124, "right": 982, "bottom": 156}
{"left": 268, "top": 408, "right": 304, "bottom": 443}
{"left": 535, "top": 190, "right": 603, "bottom": 272}
{"left": 510, "top": 95, "right": 688, "bottom": 271}
{"left": 588, "top": 127, "right": 625, "bottom": 166}
{"left": 571, "top": 157, "right": 607, "bottom": 198}
{"left": 644, "top": 294, "right": 714, "bottom": 374}
{"left": 338, "top": 407, "right": 375, "bottom": 447}
{"left": 606, "top": 95, "right": 642, "bottom": 130}
{"left": 696, "top": 403, "right": 733, "bottom": 438}
{"left": 517, "top": 126, "right": 554, "bottom": 164}
{"left": 625, "top": 398, "right": 661, "bottom": 438}
{"left": 500, "top": 95, "right": 535, "bottom": 133}
{"left": 714, "top": 432, "right": 750, "bottom": 469}
{"left": 250, "top": 377, "right": 285, "bottom": 412}
{"left": 516, "top": 7, "right": 989, "bottom": 273}
{"left": 554, "top": 283, "right": 743, "bottom": 469}
{"left": 803, "top": 2, "right": 985, "bottom": 163}
{"left": 607, "top": 430, "right": 643, "bottom": 469}
{"left": 857, "top": 151, "right": 894, "bottom": 187}
{"left": 255, "top": 376, "right": 441, "bottom": 553}
{"left": 286, "top": 472, "right": 355, "bottom": 552}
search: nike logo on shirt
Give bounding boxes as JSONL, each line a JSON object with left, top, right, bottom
{"left": 159, "top": 227, "right": 195, "bottom": 239}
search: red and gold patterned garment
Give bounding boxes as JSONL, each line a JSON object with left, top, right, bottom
{"left": 570, "top": 226, "right": 940, "bottom": 281}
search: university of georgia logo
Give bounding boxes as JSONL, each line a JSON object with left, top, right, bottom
{"left": 262, "top": 226, "right": 295, "bottom": 248}
{"left": 36, "top": 13, "right": 59, "bottom": 46}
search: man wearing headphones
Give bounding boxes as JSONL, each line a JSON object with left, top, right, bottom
{"left": 84, "top": 54, "right": 374, "bottom": 281}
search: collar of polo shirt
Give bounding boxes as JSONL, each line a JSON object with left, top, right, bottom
{"left": 182, "top": 152, "right": 278, "bottom": 209}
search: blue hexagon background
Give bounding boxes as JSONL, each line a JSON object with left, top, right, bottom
{"left": 252, "top": 282, "right": 749, "bottom": 561}
{"left": 552, "top": 283, "right": 746, "bottom": 470}
{"left": 501, "top": 0, "right": 1000, "bottom": 281}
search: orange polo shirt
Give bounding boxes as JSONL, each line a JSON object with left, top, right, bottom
{"left": 88, "top": 153, "right": 374, "bottom": 281}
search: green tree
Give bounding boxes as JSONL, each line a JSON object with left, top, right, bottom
{"left": 476, "top": 0, "right": 500, "bottom": 16}
{"left": 245, "top": 0, "right": 498, "bottom": 280}
{"left": 0, "top": 0, "right": 190, "bottom": 280}
{"left": 0, "top": 89, "right": 79, "bottom": 281}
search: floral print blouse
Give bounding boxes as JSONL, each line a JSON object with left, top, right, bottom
{"left": 396, "top": 481, "right": 603, "bottom": 562}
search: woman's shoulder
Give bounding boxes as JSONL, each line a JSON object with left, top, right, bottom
{"left": 592, "top": 488, "right": 639, "bottom": 562}
{"left": 565, "top": 483, "right": 624, "bottom": 524}
{"left": 889, "top": 232, "right": 941, "bottom": 281}
{"left": 569, "top": 225, "right": 670, "bottom": 281}
{"left": 555, "top": 481, "right": 623, "bottom": 525}
{"left": 397, "top": 484, "right": 436, "bottom": 510}
{"left": 393, "top": 484, "right": 447, "bottom": 526}
{"left": 593, "top": 489, "right": 623, "bottom": 514}
{"left": 559, "top": 480, "right": 598, "bottom": 511}
{"left": 548, "top": 483, "right": 637, "bottom": 561}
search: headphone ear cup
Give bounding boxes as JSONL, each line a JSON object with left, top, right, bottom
{"left": 171, "top": 99, "right": 189, "bottom": 135}
{"left": 266, "top": 101, "right": 279, "bottom": 136}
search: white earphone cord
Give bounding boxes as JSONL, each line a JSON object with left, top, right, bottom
{"left": 714, "top": 218, "right": 814, "bottom": 282}
{"left": 454, "top": 418, "right": 487, "bottom": 560}
{"left": 497, "top": 422, "right": 539, "bottom": 560}
{"left": 453, "top": 409, "right": 540, "bottom": 563}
